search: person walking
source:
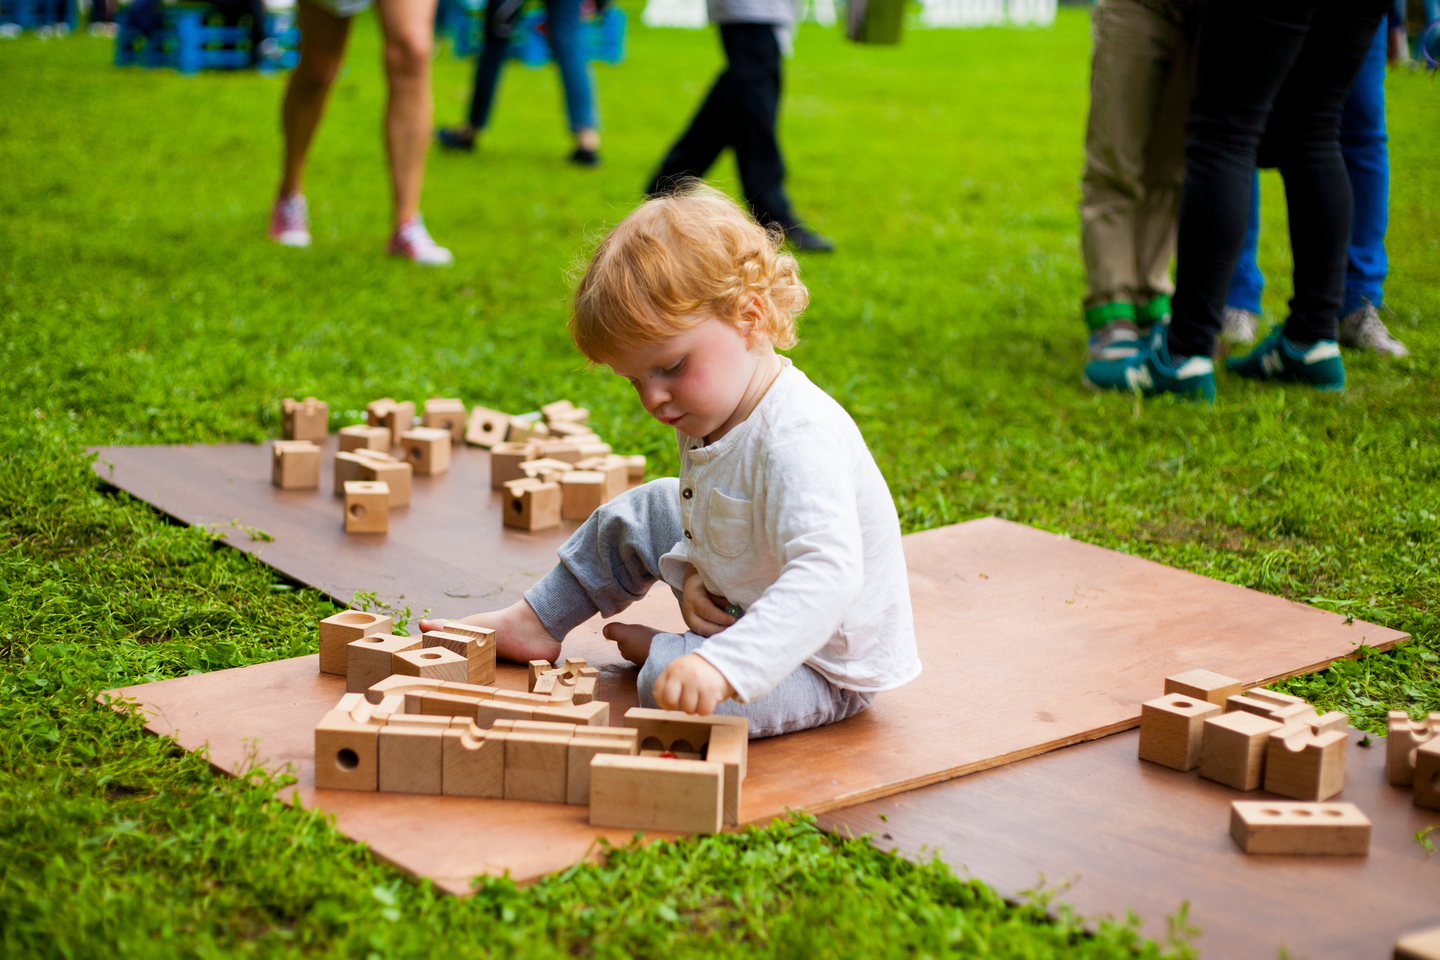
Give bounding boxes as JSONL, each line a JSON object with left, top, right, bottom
{"left": 644, "top": 0, "right": 833, "bottom": 252}
{"left": 268, "top": 0, "right": 453, "bottom": 265}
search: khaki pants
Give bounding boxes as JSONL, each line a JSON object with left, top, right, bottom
{"left": 1080, "top": 0, "right": 1196, "bottom": 320}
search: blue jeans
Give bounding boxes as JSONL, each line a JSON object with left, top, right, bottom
{"left": 467, "top": 0, "right": 597, "bottom": 133}
{"left": 1225, "top": 20, "right": 1388, "bottom": 316}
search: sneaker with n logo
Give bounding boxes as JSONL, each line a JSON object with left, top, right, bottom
{"left": 1082, "top": 332, "right": 1215, "bottom": 401}
{"left": 1225, "top": 328, "right": 1345, "bottom": 392}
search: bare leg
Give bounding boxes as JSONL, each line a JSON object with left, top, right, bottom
{"left": 601, "top": 622, "right": 657, "bottom": 666}
{"left": 418, "top": 600, "right": 561, "bottom": 664}
{"left": 375, "top": 0, "right": 437, "bottom": 228}
{"left": 279, "top": 0, "right": 352, "bottom": 198}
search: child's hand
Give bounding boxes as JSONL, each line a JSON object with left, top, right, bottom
{"left": 653, "top": 653, "right": 735, "bottom": 715}
{"left": 681, "top": 564, "right": 737, "bottom": 637}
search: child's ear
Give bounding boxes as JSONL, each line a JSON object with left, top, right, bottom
{"left": 739, "top": 294, "right": 767, "bottom": 346}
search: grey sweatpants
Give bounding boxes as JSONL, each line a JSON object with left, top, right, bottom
{"left": 522, "top": 478, "right": 875, "bottom": 739}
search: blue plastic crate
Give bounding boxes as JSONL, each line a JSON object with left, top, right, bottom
{"left": 0, "top": 0, "right": 79, "bottom": 31}
{"left": 444, "top": 0, "right": 626, "bottom": 67}
{"left": 114, "top": 3, "right": 298, "bottom": 73}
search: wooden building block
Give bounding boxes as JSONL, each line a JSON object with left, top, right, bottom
{"left": 506, "top": 417, "right": 550, "bottom": 443}
{"left": 706, "top": 723, "right": 748, "bottom": 825}
{"left": 623, "top": 708, "right": 750, "bottom": 755}
{"left": 519, "top": 457, "right": 573, "bottom": 482}
{"left": 576, "top": 441, "right": 612, "bottom": 459}
{"left": 1199, "top": 710, "right": 1283, "bottom": 791}
{"left": 1229, "top": 801, "right": 1370, "bottom": 855}
{"left": 421, "top": 397, "right": 467, "bottom": 442}
{"left": 346, "top": 634, "right": 421, "bottom": 693}
{"left": 620, "top": 454, "right": 646, "bottom": 484}
{"left": 1225, "top": 693, "right": 1320, "bottom": 727}
{"left": 1163, "top": 669, "right": 1243, "bottom": 706}
{"left": 417, "top": 691, "right": 484, "bottom": 717}
{"left": 383, "top": 714, "right": 457, "bottom": 729}
{"left": 504, "top": 731, "right": 572, "bottom": 803}
{"left": 575, "top": 456, "right": 629, "bottom": 501}
{"left": 589, "top": 754, "right": 725, "bottom": 834}
{"left": 422, "top": 630, "right": 496, "bottom": 685}
{"left": 400, "top": 427, "right": 451, "bottom": 476}
{"left": 378, "top": 725, "right": 444, "bottom": 795}
{"left": 1395, "top": 924, "right": 1440, "bottom": 960}
{"left": 475, "top": 699, "right": 535, "bottom": 728}
{"left": 489, "top": 442, "right": 537, "bottom": 488}
{"left": 502, "top": 479, "right": 561, "bottom": 531}
{"left": 1303, "top": 710, "right": 1350, "bottom": 736}
{"left": 367, "top": 398, "right": 415, "bottom": 447}
{"left": 1415, "top": 740, "right": 1440, "bottom": 811}
{"left": 343, "top": 481, "right": 389, "bottom": 533}
{"left": 547, "top": 420, "right": 594, "bottom": 439}
{"left": 391, "top": 646, "right": 468, "bottom": 683}
{"left": 282, "top": 397, "right": 329, "bottom": 442}
{"left": 1387, "top": 710, "right": 1440, "bottom": 786}
{"left": 1264, "top": 724, "right": 1348, "bottom": 801}
{"left": 317, "top": 609, "right": 392, "bottom": 676}
{"left": 567, "top": 733, "right": 639, "bottom": 805}
{"left": 333, "top": 451, "right": 371, "bottom": 495}
{"left": 272, "top": 440, "right": 320, "bottom": 490}
{"left": 442, "top": 726, "right": 505, "bottom": 798}
{"left": 1138, "top": 693, "right": 1222, "bottom": 771}
{"left": 533, "top": 440, "right": 586, "bottom": 465}
{"left": 541, "top": 399, "right": 587, "bottom": 424}
{"left": 464, "top": 406, "right": 510, "bottom": 448}
{"left": 356, "top": 457, "right": 411, "bottom": 508}
{"left": 528, "top": 659, "right": 554, "bottom": 691}
{"left": 338, "top": 424, "right": 391, "bottom": 453}
{"left": 532, "top": 674, "right": 557, "bottom": 697}
{"left": 369, "top": 693, "right": 406, "bottom": 723}
{"left": 364, "top": 674, "right": 443, "bottom": 704}
{"left": 534, "top": 700, "right": 610, "bottom": 727}
{"left": 572, "top": 676, "right": 597, "bottom": 705}
{"left": 561, "top": 470, "right": 608, "bottom": 522}
{"left": 314, "top": 708, "right": 380, "bottom": 791}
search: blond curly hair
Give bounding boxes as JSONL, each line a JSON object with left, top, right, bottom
{"left": 570, "top": 184, "right": 809, "bottom": 361}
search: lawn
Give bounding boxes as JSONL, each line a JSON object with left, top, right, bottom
{"left": 0, "top": 7, "right": 1437, "bottom": 957}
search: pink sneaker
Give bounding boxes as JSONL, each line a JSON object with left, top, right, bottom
{"left": 387, "top": 214, "right": 453, "bottom": 266}
{"left": 269, "top": 194, "right": 311, "bottom": 248}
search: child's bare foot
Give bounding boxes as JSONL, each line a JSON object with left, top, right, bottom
{"left": 418, "top": 600, "right": 561, "bottom": 665}
{"left": 602, "top": 622, "right": 661, "bottom": 666}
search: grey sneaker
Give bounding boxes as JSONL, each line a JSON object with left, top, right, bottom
{"left": 1339, "top": 302, "right": 1409, "bottom": 357}
{"left": 1221, "top": 307, "right": 1259, "bottom": 344}
{"left": 1087, "top": 319, "right": 1145, "bottom": 361}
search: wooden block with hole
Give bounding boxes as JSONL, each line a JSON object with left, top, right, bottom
{"left": 1387, "top": 710, "right": 1440, "bottom": 786}
{"left": 318, "top": 609, "right": 392, "bottom": 676}
{"left": 506, "top": 417, "right": 549, "bottom": 443}
{"left": 561, "top": 470, "right": 608, "bottom": 522}
{"left": 338, "top": 424, "right": 391, "bottom": 453}
{"left": 1137, "top": 693, "right": 1222, "bottom": 771}
{"left": 421, "top": 397, "right": 467, "bottom": 442}
{"left": 567, "top": 730, "right": 639, "bottom": 805}
{"left": 1229, "top": 801, "right": 1370, "bottom": 855}
{"left": 502, "top": 478, "right": 561, "bottom": 531}
{"left": 1414, "top": 740, "right": 1440, "bottom": 811}
{"left": 489, "top": 441, "right": 538, "bottom": 489}
{"left": 1264, "top": 723, "right": 1348, "bottom": 801}
{"left": 442, "top": 725, "right": 505, "bottom": 797}
{"left": 541, "top": 399, "right": 587, "bottom": 425}
{"left": 346, "top": 634, "right": 421, "bottom": 693}
{"left": 1164, "top": 669, "right": 1243, "bottom": 706}
{"left": 1396, "top": 924, "right": 1440, "bottom": 960}
{"left": 367, "top": 398, "right": 415, "bottom": 447}
{"left": 589, "top": 754, "right": 725, "bottom": 834}
{"left": 623, "top": 708, "right": 750, "bottom": 756}
{"left": 378, "top": 724, "right": 444, "bottom": 794}
{"left": 314, "top": 697, "right": 380, "bottom": 791}
{"left": 272, "top": 440, "right": 320, "bottom": 489}
{"left": 282, "top": 397, "right": 329, "bottom": 442}
{"left": 392, "top": 646, "right": 468, "bottom": 683}
{"left": 400, "top": 427, "right": 451, "bottom": 476}
{"left": 465, "top": 406, "right": 510, "bottom": 448}
{"left": 504, "top": 730, "right": 572, "bottom": 802}
{"left": 423, "top": 630, "right": 496, "bottom": 685}
{"left": 343, "top": 480, "right": 389, "bottom": 533}
{"left": 1199, "top": 710, "right": 1283, "bottom": 791}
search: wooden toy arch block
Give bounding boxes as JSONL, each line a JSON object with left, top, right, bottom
{"left": 1264, "top": 723, "right": 1348, "bottom": 801}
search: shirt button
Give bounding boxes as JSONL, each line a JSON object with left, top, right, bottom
{"left": 684, "top": 530, "right": 692, "bottom": 539}
{"left": 682, "top": 488, "right": 693, "bottom": 499}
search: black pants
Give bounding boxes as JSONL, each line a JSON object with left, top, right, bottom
{"left": 646, "top": 23, "right": 796, "bottom": 230}
{"left": 1168, "top": 0, "right": 1388, "bottom": 357}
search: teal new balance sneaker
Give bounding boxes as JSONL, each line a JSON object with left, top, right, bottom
{"left": 1225, "top": 328, "right": 1345, "bottom": 392}
{"left": 1083, "top": 331, "right": 1215, "bottom": 401}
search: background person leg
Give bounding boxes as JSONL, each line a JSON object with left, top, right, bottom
{"left": 376, "top": 0, "right": 438, "bottom": 231}
{"left": 279, "top": 0, "right": 352, "bottom": 199}
{"left": 543, "top": 0, "right": 601, "bottom": 160}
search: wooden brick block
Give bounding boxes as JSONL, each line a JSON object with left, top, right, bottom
{"left": 417, "top": 691, "right": 484, "bottom": 717}
{"left": 504, "top": 730, "right": 571, "bottom": 802}
{"left": 489, "top": 442, "right": 538, "bottom": 489}
{"left": 400, "top": 426, "right": 451, "bottom": 476}
{"left": 338, "top": 424, "right": 391, "bottom": 453}
{"left": 282, "top": 397, "right": 329, "bottom": 442}
{"left": 567, "top": 732, "right": 639, "bottom": 805}
{"left": 364, "top": 674, "right": 444, "bottom": 704}
{"left": 367, "top": 398, "right": 415, "bottom": 447}
{"left": 1225, "top": 693, "right": 1319, "bottom": 727}
{"left": 533, "top": 440, "right": 585, "bottom": 464}
{"left": 392, "top": 646, "right": 468, "bottom": 683}
{"left": 436, "top": 680, "right": 498, "bottom": 699}
{"left": 343, "top": 481, "right": 389, "bottom": 533}
{"left": 528, "top": 659, "right": 554, "bottom": 691}
{"left": 1164, "top": 669, "right": 1243, "bottom": 706}
{"left": 314, "top": 708, "right": 380, "bottom": 791}
{"left": 547, "top": 420, "right": 594, "bottom": 439}
{"left": 357, "top": 457, "right": 412, "bottom": 508}
{"left": 317, "top": 609, "right": 392, "bottom": 676}
{"left": 502, "top": 479, "right": 561, "bottom": 531}
{"left": 465, "top": 406, "right": 511, "bottom": 448}
{"left": 346, "top": 634, "right": 421, "bottom": 693}
{"left": 519, "top": 457, "right": 573, "bottom": 482}
{"left": 533, "top": 674, "right": 557, "bottom": 697}
{"left": 620, "top": 454, "right": 646, "bottom": 484}
{"left": 272, "top": 440, "right": 320, "bottom": 489}
{"left": 1415, "top": 740, "right": 1440, "bottom": 811}
{"left": 576, "top": 456, "right": 629, "bottom": 501}
{"left": 1387, "top": 710, "right": 1440, "bottom": 786}
{"left": 1138, "top": 693, "right": 1222, "bottom": 771}
{"left": 623, "top": 708, "right": 749, "bottom": 755}
{"left": 705, "top": 723, "right": 748, "bottom": 826}
{"left": 333, "top": 451, "right": 371, "bottom": 496}
{"left": 1199, "top": 710, "right": 1283, "bottom": 791}
{"left": 589, "top": 754, "right": 725, "bottom": 834}
{"left": 506, "top": 416, "right": 549, "bottom": 443}
{"left": 1301, "top": 710, "right": 1350, "bottom": 736}
{"left": 534, "top": 700, "right": 610, "bottom": 727}
{"left": 572, "top": 676, "right": 597, "bottom": 705}
{"left": 541, "top": 399, "right": 587, "bottom": 425}
{"left": 475, "top": 699, "right": 535, "bottom": 728}
{"left": 1395, "top": 924, "right": 1440, "bottom": 960}
{"left": 1229, "top": 801, "right": 1370, "bottom": 855}
{"left": 423, "top": 630, "right": 496, "bottom": 685}
{"left": 378, "top": 725, "right": 444, "bottom": 794}
{"left": 421, "top": 397, "right": 467, "bottom": 442}
{"left": 561, "top": 470, "right": 608, "bottom": 521}
{"left": 1264, "top": 723, "right": 1348, "bottom": 801}
{"left": 576, "top": 441, "right": 612, "bottom": 459}
{"left": 442, "top": 726, "right": 505, "bottom": 797}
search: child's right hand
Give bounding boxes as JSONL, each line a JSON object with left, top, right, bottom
{"left": 681, "top": 564, "right": 737, "bottom": 637}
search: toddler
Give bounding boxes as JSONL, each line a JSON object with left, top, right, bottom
{"left": 421, "top": 186, "right": 920, "bottom": 736}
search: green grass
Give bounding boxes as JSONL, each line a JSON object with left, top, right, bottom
{"left": 1, "top": 8, "right": 1437, "bottom": 957}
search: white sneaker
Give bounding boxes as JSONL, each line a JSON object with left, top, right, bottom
{"left": 268, "top": 193, "right": 311, "bottom": 248}
{"left": 1220, "top": 307, "right": 1259, "bottom": 344}
{"left": 1339, "top": 302, "right": 1409, "bottom": 357}
{"left": 387, "top": 214, "right": 453, "bottom": 266}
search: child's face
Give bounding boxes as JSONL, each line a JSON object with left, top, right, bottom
{"left": 603, "top": 316, "right": 767, "bottom": 440}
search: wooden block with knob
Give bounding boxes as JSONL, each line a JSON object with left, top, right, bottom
{"left": 1395, "top": 924, "right": 1440, "bottom": 960}
{"left": 464, "top": 406, "right": 511, "bottom": 448}
{"left": 391, "top": 646, "right": 468, "bottom": 683}
{"left": 1414, "top": 740, "right": 1440, "bottom": 811}
{"left": 343, "top": 481, "right": 389, "bottom": 533}
{"left": 357, "top": 456, "right": 411, "bottom": 508}
{"left": 589, "top": 754, "right": 725, "bottom": 834}
{"left": 489, "top": 442, "right": 538, "bottom": 489}
{"left": 318, "top": 609, "right": 393, "bottom": 676}
{"left": 421, "top": 397, "right": 467, "bottom": 442}
{"left": 338, "top": 424, "right": 391, "bottom": 453}
{"left": 346, "top": 633, "right": 421, "bottom": 693}
{"left": 399, "top": 427, "right": 451, "bottom": 476}
{"left": 1199, "top": 710, "right": 1283, "bottom": 791}
{"left": 1164, "top": 669, "right": 1243, "bottom": 706}
{"left": 1229, "top": 801, "right": 1370, "bottom": 855}
{"left": 378, "top": 724, "right": 444, "bottom": 795}
{"left": 1264, "top": 723, "right": 1348, "bottom": 801}
{"left": 1387, "top": 710, "right": 1440, "bottom": 786}
{"left": 1138, "top": 693, "right": 1222, "bottom": 771}
{"left": 367, "top": 398, "right": 415, "bottom": 447}
{"left": 272, "top": 440, "right": 320, "bottom": 489}
{"left": 282, "top": 397, "right": 329, "bottom": 442}
{"left": 502, "top": 478, "right": 561, "bottom": 531}
{"left": 561, "top": 470, "right": 608, "bottom": 521}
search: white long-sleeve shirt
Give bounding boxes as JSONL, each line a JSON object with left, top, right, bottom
{"left": 657, "top": 360, "right": 922, "bottom": 702}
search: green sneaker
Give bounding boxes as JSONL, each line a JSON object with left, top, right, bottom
{"left": 1225, "top": 328, "right": 1345, "bottom": 392}
{"left": 1083, "top": 330, "right": 1215, "bottom": 401}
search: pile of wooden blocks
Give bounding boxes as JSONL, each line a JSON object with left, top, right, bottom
{"left": 463, "top": 399, "right": 646, "bottom": 531}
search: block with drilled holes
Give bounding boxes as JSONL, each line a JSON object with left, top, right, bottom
{"left": 399, "top": 427, "right": 451, "bottom": 476}
{"left": 489, "top": 441, "right": 538, "bottom": 489}
{"left": 346, "top": 633, "right": 421, "bottom": 693}
{"left": 343, "top": 480, "right": 389, "bottom": 533}
{"left": 318, "top": 610, "right": 392, "bottom": 676}
{"left": 421, "top": 397, "right": 467, "bottom": 442}
{"left": 313, "top": 694, "right": 380, "bottom": 791}
{"left": 1415, "top": 740, "right": 1440, "bottom": 811}
{"left": 502, "top": 478, "right": 561, "bottom": 531}
{"left": 391, "top": 646, "right": 469, "bottom": 683}
{"left": 357, "top": 456, "right": 412, "bottom": 508}
{"left": 423, "top": 629, "right": 496, "bottom": 685}
{"left": 1229, "top": 801, "right": 1370, "bottom": 855}
{"left": 442, "top": 724, "right": 506, "bottom": 797}
{"left": 367, "top": 398, "right": 415, "bottom": 447}
{"left": 1138, "top": 693, "right": 1222, "bottom": 771}
{"left": 561, "top": 470, "right": 608, "bottom": 522}
{"left": 589, "top": 754, "right": 725, "bottom": 834}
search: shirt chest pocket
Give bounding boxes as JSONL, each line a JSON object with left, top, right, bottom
{"left": 704, "top": 489, "right": 753, "bottom": 558}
